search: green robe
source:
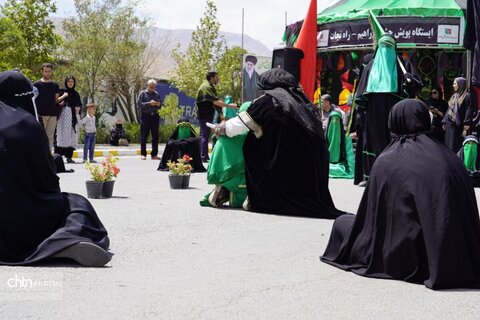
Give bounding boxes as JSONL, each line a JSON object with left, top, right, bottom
{"left": 464, "top": 142, "right": 478, "bottom": 171}
{"left": 200, "top": 102, "right": 251, "bottom": 207}
{"left": 326, "top": 111, "right": 355, "bottom": 179}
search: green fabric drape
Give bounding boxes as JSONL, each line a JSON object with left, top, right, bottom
{"left": 329, "top": 135, "right": 355, "bottom": 179}
{"left": 464, "top": 142, "right": 478, "bottom": 171}
{"left": 366, "top": 36, "right": 398, "bottom": 93}
{"left": 327, "top": 111, "right": 342, "bottom": 163}
{"left": 223, "top": 95, "right": 237, "bottom": 119}
{"left": 196, "top": 80, "right": 218, "bottom": 103}
{"left": 177, "top": 122, "right": 192, "bottom": 140}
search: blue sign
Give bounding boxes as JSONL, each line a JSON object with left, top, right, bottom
{"left": 156, "top": 83, "right": 198, "bottom": 125}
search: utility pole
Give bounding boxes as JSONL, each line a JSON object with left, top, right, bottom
{"left": 241, "top": 8, "right": 245, "bottom": 51}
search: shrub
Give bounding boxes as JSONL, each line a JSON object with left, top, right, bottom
{"left": 124, "top": 121, "right": 141, "bottom": 143}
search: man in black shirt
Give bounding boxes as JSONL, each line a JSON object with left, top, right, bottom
{"left": 137, "top": 79, "right": 162, "bottom": 160}
{"left": 33, "top": 63, "right": 67, "bottom": 152}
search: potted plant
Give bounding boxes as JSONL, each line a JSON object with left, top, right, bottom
{"left": 101, "top": 155, "right": 120, "bottom": 198}
{"left": 85, "top": 155, "right": 120, "bottom": 198}
{"left": 166, "top": 154, "right": 193, "bottom": 189}
{"left": 85, "top": 163, "right": 105, "bottom": 199}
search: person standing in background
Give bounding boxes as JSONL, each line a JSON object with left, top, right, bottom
{"left": 195, "top": 71, "right": 237, "bottom": 162}
{"left": 56, "top": 75, "right": 82, "bottom": 163}
{"left": 33, "top": 63, "right": 68, "bottom": 152}
{"left": 137, "top": 79, "right": 161, "bottom": 160}
{"left": 427, "top": 87, "right": 448, "bottom": 144}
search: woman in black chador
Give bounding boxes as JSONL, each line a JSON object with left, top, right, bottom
{"left": 321, "top": 99, "right": 480, "bottom": 290}
{"left": 0, "top": 71, "right": 111, "bottom": 267}
{"left": 426, "top": 87, "right": 448, "bottom": 144}
{"left": 157, "top": 117, "right": 206, "bottom": 172}
{"left": 214, "top": 68, "right": 345, "bottom": 219}
{"left": 442, "top": 77, "right": 475, "bottom": 153}
{"left": 55, "top": 75, "right": 81, "bottom": 163}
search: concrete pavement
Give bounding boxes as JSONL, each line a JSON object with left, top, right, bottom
{"left": 0, "top": 156, "right": 479, "bottom": 319}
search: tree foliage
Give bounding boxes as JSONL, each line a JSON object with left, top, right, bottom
{"left": 1, "top": 0, "right": 61, "bottom": 78}
{"left": 159, "top": 92, "right": 183, "bottom": 124}
{"left": 60, "top": 0, "right": 163, "bottom": 122}
{"left": 215, "top": 46, "right": 247, "bottom": 104}
{"left": 61, "top": 0, "right": 116, "bottom": 106}
{"left": 0, "top": 17, "right": 26, "bottom": 71}
{"left": 169, "top": 0, "right": 225, "bottom": 98}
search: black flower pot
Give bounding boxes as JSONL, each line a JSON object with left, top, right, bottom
{"left": 86, "top": 181, "right": 103, "bottom": 199}
{"left": 169, "top": 174, "right": 190, "bottom": 189}
{"left": 181, "top": 175, "right": 190, "bottom": 189}
{"left": 102, "top": 180, "right": 115, "bottom": 198}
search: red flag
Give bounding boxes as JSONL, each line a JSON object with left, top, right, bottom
{"left": 294, "top": 0, "right": 317, "bottom": 101}
{"left": 340, "top": 70, "right": 353, "bottom": 92}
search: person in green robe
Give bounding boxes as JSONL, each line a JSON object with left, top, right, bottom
{"left": 326, "top": 110, "right": 355, "bottom": 179}
{"left": 200, "top": 102, "right": 251, "bottom": 208}
{"left": 457, "top": 135, "right": 480, "bottom": 187}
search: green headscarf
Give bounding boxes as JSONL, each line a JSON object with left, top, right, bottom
{"left": 464, "top": 142, "right": 478, "bottom": 171}
{"left": 366, "top": 35, "right": 398, "bottom": 94}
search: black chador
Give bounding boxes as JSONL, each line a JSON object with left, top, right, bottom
{"left": 240, "top": 69, "right": 345, "bottom": 219}
{"left": 0, "top": 71, "right": 110, "bottom": 266}
{"left": 321, "top": 99, "right": 480, "bottom": 290}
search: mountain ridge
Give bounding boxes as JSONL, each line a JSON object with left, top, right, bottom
{"left": 51, "top": 17, "right": 272, "bottom": 79}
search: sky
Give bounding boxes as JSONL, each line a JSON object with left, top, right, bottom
{"left": 0, "top": 0, "right": 334, "bottom": 50}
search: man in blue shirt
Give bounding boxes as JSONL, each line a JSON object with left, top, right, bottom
{"left": 137, "top": 79, "right": 162, "bottom": 160}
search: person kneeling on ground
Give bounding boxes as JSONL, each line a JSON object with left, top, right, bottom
{"left": 321, "top": 99, "right": 480, "bottom": 290}
{"left": 211, "top": 68, "right": 345, "bottom": 219}
{"left": 0, "top": 70, "right": 111, "bottom": 267}
{"left": 200, "top": 102, "right": 252, "bottom": 208}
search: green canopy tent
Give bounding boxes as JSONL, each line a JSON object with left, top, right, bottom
{"left": 315, "top": 0, "right": 467, "bottom": 50}
{"left": 283, "top": 0, "right": 469, "bottom": 104}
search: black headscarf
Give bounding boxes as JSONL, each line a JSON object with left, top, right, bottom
{"left": 62, "top": 75, "right": 80, "bottom": 128}
{"left": 388, "top": 99, "right": 431, "bottom": 136}
{"left": 257, "top": 68, "right": 323, "bottom": 140}
{"left": 0, "top": 71, "right": 37, "bottom": 117}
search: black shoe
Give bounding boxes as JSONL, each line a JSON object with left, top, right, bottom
{"left": 66, "top": 158, "right": 75, "bottom": 164}
{"left": 53, "top": 242, "right": 112, "bottom": 267}
{"left": 208, "top": 185, "right": 229, "bottom": 208}
{"left": 202, "top": 158, "right": 210, "bottom": 163}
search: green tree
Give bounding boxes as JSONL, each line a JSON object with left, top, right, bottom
{"left": 1, "top": 0, "right": 61, "bottom": 77}
{"left": 61, "top": 0, "right": 113, "bottom": 105}
{"left": 0, "top": 17, "right": 26, "bottom": 71}
{"left": 61, "top": 0, "right": 162, "bottom": 123}
{"left": 169, "top": 0, "right": 225, "bottom": 98}
{"left": 159, "top": 93, "right": 183, "bottom": 124}
{"left": 103, "top": 10, "right": 159, "bottom": 123}
{"left": 215, "top": 46, "right": 247, "bottom": 104}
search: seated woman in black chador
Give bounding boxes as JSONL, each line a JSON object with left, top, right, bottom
{"left": 109, "top": 120, "right": 128, "bottom": 146}
{"left": 157, "top": 117, "right": 206, "bottom": 172}
{"left": 321, "top": 99, "right": 480, "bottom": 290}
{"left": 0, "top": 71, "right": 111, "bottom": 267}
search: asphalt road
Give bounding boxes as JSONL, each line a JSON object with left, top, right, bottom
{"left": 1, "top": 156, "right": 479, "bottom": 319}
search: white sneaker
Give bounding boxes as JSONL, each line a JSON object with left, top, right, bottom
{"left": 242, "top": 196, "right": 250, "bottom": 211}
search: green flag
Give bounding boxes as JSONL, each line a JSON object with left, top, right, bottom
{"left": 368, "top": 10, "right": 386, "bottom": 49}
